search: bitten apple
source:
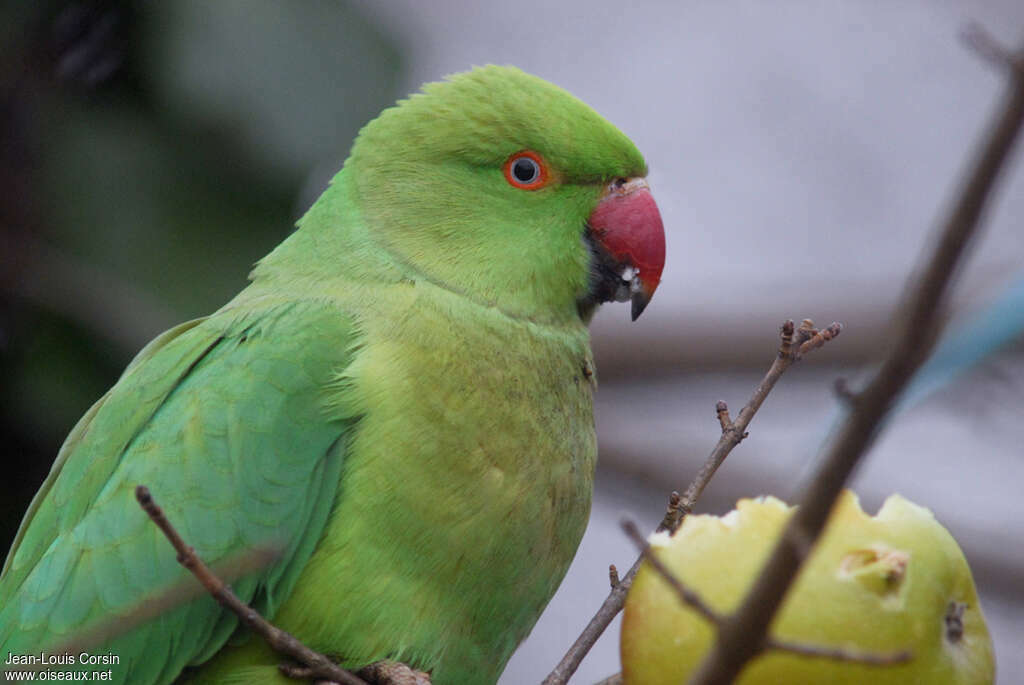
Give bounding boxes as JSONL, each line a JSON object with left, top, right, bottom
{"left": 621, "top": 491, "right": 994, "bottom": 684}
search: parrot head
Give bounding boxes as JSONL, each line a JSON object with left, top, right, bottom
{"left": 340, "top": 65, "right": 665, "bottom": 324}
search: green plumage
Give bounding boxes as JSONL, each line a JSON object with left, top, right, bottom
{"left": 0, "top": 66, "right": 647, "bottom": 684}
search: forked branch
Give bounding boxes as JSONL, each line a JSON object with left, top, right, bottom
{"left": 542, "top": 319, "right": 842, "bottom": 685}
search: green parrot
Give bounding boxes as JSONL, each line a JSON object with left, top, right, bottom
{"left": 0, "top": 65, "right": 665, "bottom": 684}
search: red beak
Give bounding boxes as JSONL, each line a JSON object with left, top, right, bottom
{"left": 587, "top": 178, "right": 666, "bottom": 320}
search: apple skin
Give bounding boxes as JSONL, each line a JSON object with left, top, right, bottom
{"left": 620, "top": 491, "right": 994, "bottom": 684}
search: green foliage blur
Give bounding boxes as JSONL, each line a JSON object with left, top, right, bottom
{"left": 0, "top": 1, "right": 404, "bottom": 557}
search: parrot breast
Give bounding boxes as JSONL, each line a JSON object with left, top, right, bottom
{"left": 197, "top": 278, "right": 599, "bottom": 685}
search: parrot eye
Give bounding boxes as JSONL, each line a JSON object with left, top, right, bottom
{"left": 513, "top": 158, "right": 539, "bottom": 183}
{"left": 503, "top": 150, "right": 549, "bottom": 190}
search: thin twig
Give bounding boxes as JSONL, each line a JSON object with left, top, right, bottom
{"left": 541, "top": 555, "right": 642, "bottom": 685}
{"left": 961, "top": 23, "right": 1024, "bottom": 75}
{"left": 620, "top": 521, "right": 722, "bottom": 624}
{"left": 656, "top": 491, "right": 683, "bottom": 533}
{"left": 608, "top": 565, "right": 620, "bottom": 589}
{"left": 542, "top": 319, "right": 842, "bottom": 685}
{"left": 592, "top": 675, "right": 623, "bottom": 685}
{"left": 714, "top": 401, "right": 731, "bottom": 432}
{"left": 134, "top": 486, "right": 370, "bottom": 685}
{"left": 764, "top": 638, "right": 911, "bottom": 667}
{"left": 689, "top": 29, "right": 1024, "bottom": 685}
{"left": 833, "top": 377, "right": 856, "bottom": 403}
{"left": 48, "top": 544, "right": 283, "bottom": 660}
{"left": 673, "top": 320, "right": 842, "bottom": 533}
{"left": 798, "top": 321, "right": 843, "bottom": 357}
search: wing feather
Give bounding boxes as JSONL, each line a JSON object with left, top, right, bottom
{"left": 0, "top": 299, "right": 359, "bottom": 684}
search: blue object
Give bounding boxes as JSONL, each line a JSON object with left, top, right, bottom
{"left": 901, "top": 277, "right": 1024, "bottom": 409}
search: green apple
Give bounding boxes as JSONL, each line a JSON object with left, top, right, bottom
{"left": 620, "top": 491, "right": 994, "bottom": 684}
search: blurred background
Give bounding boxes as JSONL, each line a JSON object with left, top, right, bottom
{"left": 1, "top": 1, "right": 1022, "bottom": 682}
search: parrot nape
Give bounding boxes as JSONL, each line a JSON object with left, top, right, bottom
{"left": 0, "top": 66, "right": 666, "bottom": 685}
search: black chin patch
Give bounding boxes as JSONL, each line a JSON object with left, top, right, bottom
{"left": 577, "top": 227, "right": 629, "bottom": 321}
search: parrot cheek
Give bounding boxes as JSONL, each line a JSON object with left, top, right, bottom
{"left": 586, "top": 178, "right": 666, "bottom": 320}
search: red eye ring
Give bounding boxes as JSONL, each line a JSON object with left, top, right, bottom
{"left": 503, "top": 150, "right": 549, "bottom": 190}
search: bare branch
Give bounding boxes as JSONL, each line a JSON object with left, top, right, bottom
{"left": 620, "top": 520, "right": 722, "bottom": 625}
{"left": 833, "top": 377, "right": 856, "bottom": 403}
{"left": 134, "top": 486, "right": 371, "bottom": 685}
{"left": 689, "top": 30, "right": 1024, "bottom": 685}
{"left": 798, "top": 322, "right": 843, "bottom": 357}
{"left": 541, "top": 556, "right": 641, "bottom": 685}
{"left": 592, "top": 675, "right": 623, "bottom": 685}
{"left": 656, "top": 491, "right": 684, "bottom": 533}
{"left": 608, "top": 565, "right": 621, "bottom": 590}
{"left": 961, "top": 23, "right": 1024, "bottom": 75}
{"left": 764, "top": 638, "right": 911, "bottom": 667}
{"left": 714, "top": 401, "right": 731, "bottom": 433}
{"left": 47, "top": 544, "right": 283, "bottom": 660}
{"left": 542, "top": 318, "right": 842, "bottom": 685}
{"left": 674, "top": 319, "right": 841, "bottom": 531}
